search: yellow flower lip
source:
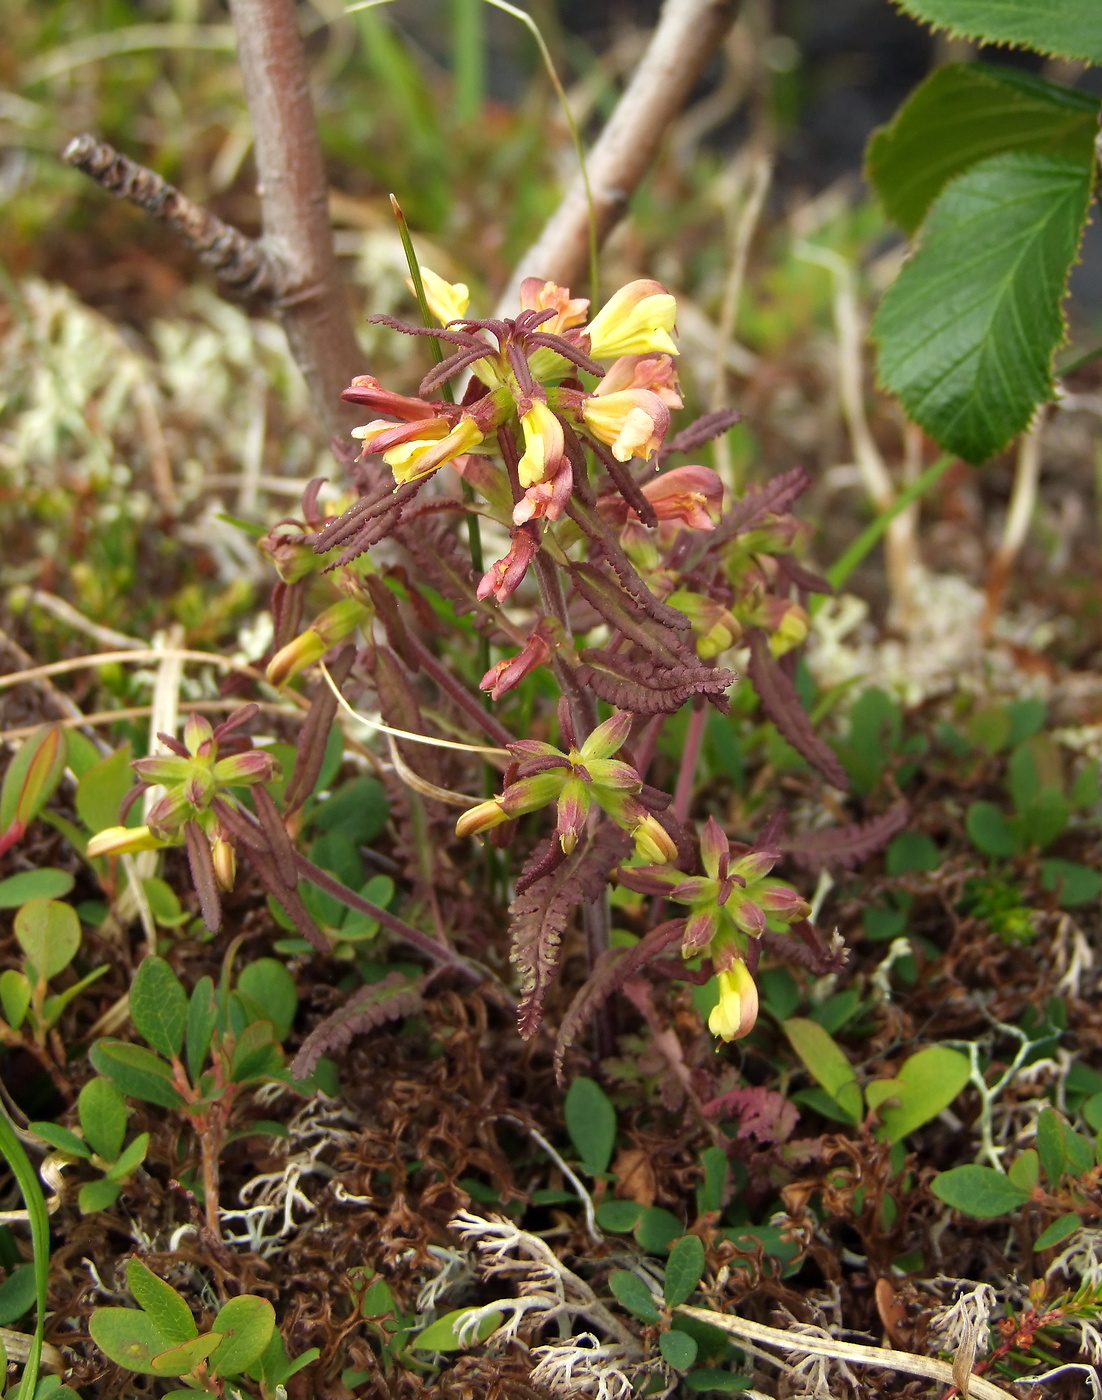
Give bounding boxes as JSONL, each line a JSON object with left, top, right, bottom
{"left": 412, "top": 267, "right": 470, "bottom": 325}
{"left": 585, "top": 279, "right": 679, "bottom": 360}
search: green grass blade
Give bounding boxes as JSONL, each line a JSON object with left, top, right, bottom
{"left": 825, "top": 452, "right": 953, "bottom": 593}
{"left": 452, "top": 0, "right": 485, "bottom": 125}
{"left": 0, "top": 1106, "right": 50, "bottom": 1400}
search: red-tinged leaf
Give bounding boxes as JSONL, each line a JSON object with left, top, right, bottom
{"left": 747, "top": 631, "right": 847, "bottom": 789}
{"left": 511, "top": 826, "right": 631, "bottom": 1040}
{"left": 0, "top": 724, "right": 68, "bottom": 851}
{"left": 785, "top": 800, "right": 910, "bottom": 871}
{"left": 711, "top": 466, "right": 812, "bottom": 545}
{"left": 570, "top": 565, "right": 691, "bottom": 666}
{"left": 577, "top": 650, "right": 736, "bottom": 716}
{"left": 289, "top": 973, "right": 423, "bottom": 1079}
{"left": 700, "top": 1085, "right": 799, "bottom": 1144}
{"left": 662, "top": 408, "right": 743, "bottom": 458}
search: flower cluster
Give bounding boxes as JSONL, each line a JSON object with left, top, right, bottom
{"left": 618, "top": 816, "right": 810, "bottom": 1041}
{"left": 456, "top": 709, "right": 676, "bottom": 863}
{"left": 86, "top": 708, "right": 278, "bottom": 887}
{"left": 343, "top": 274, "right": 692, "bottom": 602}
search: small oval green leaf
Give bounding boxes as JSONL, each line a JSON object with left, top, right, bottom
{"left": 14, "top": 899, "right": 80, "bottom": 981}
{"left": 89, "top": 1306, "right": 174, "bottom": 1373}
{"left": 0, "top": 869, "right": 74, "bottom": 909}
{"left": 659, "top": 1329, "right": 699, "bottom": 1370}
{"left": 126, "top": 1259, "right": 197, "bottom": 1345}
{"left": 565, "top": 1076, "right": 616, "bottom": 1175}
{"left": 608, "top": 1269, "right": 661, "bottom": 1324}
{"left": 78, "top": 1077, "right": 128, "bottom": 1162}
{"left": 931, "top": 1165, "right": 1030, "bottom": 1218}
{"left": 130, "top": 956, "right": 188, "bottom": 1060}
{"left": 89, "top": 1040, "right": 183, "bottom": 1110}
{"left": 664, "top": 1234, "right": 706, "bottom": 1308}
{"left": 411, "top": 1307, "right": 503, "bottom": 1352}
{"left": 209, "top": 1294, "right": 276, "bottom": 1376}
{"left": 150, "top": 1333, "right": 221, "bottom": 1375}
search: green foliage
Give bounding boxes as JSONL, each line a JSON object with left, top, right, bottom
{"left": 867, "top": 64, "right": 1099, "bottom": 234}
{"left": 0, "top": 870, "right": 73, "bottom": 909}
{"left": 783, "top": 1017, "right": 862, "bottom": 1123}
{"left": 0, "top": 897, "right": 107, "bottom": 1047}
{"left": 130, "top": 956, "right": 188, "bottom": 1059}
{"left": 873, "top": 152, "right": 1093, "bottom": 463}
{"left": 931, "top": 1164, "right": 1031, "bottom": 1217}
{"left": 892, "top": 0, "right": 1102, "bottom": 62}
{"left": 410, "top": 1307, "right": 503, "bottom": 1352}
{"left": 0, "top": 725, "right": 68, "bottom": 852}
{"left": 664, "top": 1234, "right": 706, "bottom": 1307}
{"left": 30, "top": 1075, "right": 151, "bottom": 1214}
{"left": 832, "top": 687, "right": 926, "bottom": 796}
{"left": 608, "top": 1269, "right": 661, "bottom": 1324}
{"left": 869, "top": 1046, "right": 971, "bottom": 1143}
{"left": 564, "top": 1076, "right": 617, "bottom": 1175}
{"left": 89, "top": 1260, "right": 289, "bottom": 1384}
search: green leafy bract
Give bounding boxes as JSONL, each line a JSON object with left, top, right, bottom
{"left": 931, "top": 1164, "right": 1030, "bottom": 1218}
{"left": 867, "top": 63, "right": 1099, "bottom": 233}
{"left": 873, "top": 152, "right": 1093, "bottom": 463}
{"left": 893, "top": 0, "right": 1102, "bottom": 63}
{"left": 130, "top": 956, "right": 188, "bottom": 1060}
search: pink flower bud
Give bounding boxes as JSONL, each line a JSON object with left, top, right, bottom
{"left": 213, "top": 749, "right": 280, "bottom": 787}
{"left": 480, "top": 629, "right": 551, "bottom": 701}
{"left": 597, "top": 353, "right": 682, "bottom": 409}
{"left": 341, "top": 374, "right": 437, "bottom": 421}
{"left": 183, "top": 714, "right": 215, "bottom": 759}
{"left": 477, "top": 525, "right": 539, "bottom": 605}
{"left": 641, "top": 465, "right": 723, "bottom": 528}
{"left": 518, "top": 278, "right": 590, "bottom": 334}
{"left": 455, "top": 798, "right": 509, "bottom": 840}
{"left": 512, "top": 457, "right": 573, "bottom": 526}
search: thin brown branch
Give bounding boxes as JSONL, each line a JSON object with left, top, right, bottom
{"left": 500, "top": 0, "right": 740, "bottom": 306}
{"left": 226, "top": 0, "right": 362, "bottom": 437}
{"left": 62, "top": 133, "right": 279, "bottom": 300}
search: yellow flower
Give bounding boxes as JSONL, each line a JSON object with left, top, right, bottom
{"left": 707, "top": 962, "right": 758, "bottom": 1042}
{"left": 585, "top": 280, "right": 678, "bottom": 360}
{"left": 410, "top": 267, "right": 470, "bottom": 325}
{"left": 517, "top": 400, "right": 565, "bottom": 488}
{"left": 86, "top": 825, "right": 168, "bottom": 859}
{"left": 582, "top": 389, "right": 670, "bottom": 462}
{"left": 266, "top": 598, "right": 371, "bottom": 687}
{"left": 380, "top": 417, "right": 485, "bottom": 485}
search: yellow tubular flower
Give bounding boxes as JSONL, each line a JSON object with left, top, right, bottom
{"left": 86, "top": 824, "right": 168, "bottom": 859}
{"left": 385, "top": 417, "right": 485, "bottom": 485}
{"left": 707, "top": 962, "right": 759, "bottom": 1042}
{"left": 517, "top": 400, "right": 565, "bottom": 488}
{"left": 582, "top": 389, "right": 669, "bottom": 462}
{"left": 585, "top": 280, "right": 678, "bottom": 360}
{"left": 411, "top": 267, "right": 470, "bottom": 325}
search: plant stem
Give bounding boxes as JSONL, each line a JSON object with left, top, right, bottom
{"left": 672, "top": 697, "right": 707, "bottom": 823}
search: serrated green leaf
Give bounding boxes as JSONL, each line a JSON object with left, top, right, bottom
{"left": 874, "top": 1045, "right": 971, "bottom": 1142}
{"left": 0, "top": 870, "right": 74, "bottom": 909}
{"left": 89, "top": 1040, "right": 184, "bottom": 1110}
{"left": 209, "top": 1294, "right": 275, "bottom": 1376}
{"left": 126, "top": 1259, "right": 196, "bottom": 1345}
{"left": 78, "top": 1078, "right": 127, "bottom": 1162}
{"left": 664, "top": 1234, "right": 706, "bottom": 1307}
{"left": 893, "top": 0, "right": 1102, "bottom": 63}
{"left": 105, "top": 1131, "right": 149, "bottom": 1182}
{"left": 608, "top": 1269, "right": 661, "bottom": 1324}
{"left": 867, "top": 63, "right": 1099, "bottom": 233}
{"left": 130, "top": 956, "right": 188, "bottom": 1060}
{"left": 564, "top": 1076, "right": 617, "bottom": 1175}
{"left": 150, "top": 1332, "right": 220, "bottom": 1375}
{"left": 965, "top": 801, "right": 1020, "bottom": 857}
{"left": 873, "top": 152, "right": 1093, "bottom": 464}
{"left": 186, "top": 976, "right": 217, "bottom": 1084}
{"left": 410, "top": 1307, "right": 503, "bottom": 1352}
{"left": 14, "top": 900, "right": 80, "bottom": 981}
{"left": 659, "top": 1329, "right": 699, "bottom": 1370}
{"left": 1034, "top": 1212, "right": 1081, "bottom": 1251}
{"left": 89, "top": 1306, "right": 174, "bottom": 1373}
{"left": 931, "top": 1164, "right": 1030, "bottom": 1218}
{"left": 78, "top": 1178, "right": 122, "bottom": 1214}
{"left": 782, "top": 1018, "right": 862, "bottom": 1122}
{"left": 29, "top": 1121, "right": 90, "bottom": 1159}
